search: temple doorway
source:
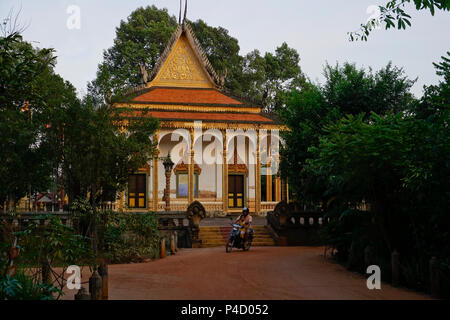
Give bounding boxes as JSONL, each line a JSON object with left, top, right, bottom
{"left": 228, "top": 174, "right": 244, "bottom": 209}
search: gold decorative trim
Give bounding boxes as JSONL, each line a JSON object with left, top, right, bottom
{"left": 159, "top": 121, "right": 286, "bottom": 131}
{"left": 255, "top": 129, "right": 261, "bottom": 214}
{"left": 228, "top": 163, "right": 248, "bottom": 177}
{"left": 136, "top": 163, "right": 151, "bottom": 173}
{"left": 222, "top": 129, "right": 228, "bottom": 213}
{"left": 116, "top": 103, "right": 261, "bottom": 114}
{"left": 116, "top": 117, "right": 286, "bottom": 131}
{"left": 173, "top": 162, "right": 202, "bottom": 175}
{"left": 152, "top": 131, "right": 159, "bottom": 211}
{"left": 275, "top": 177, "right": 281, "bottom": 202}
{"left": 187, "top": 128, "right": 194, "bottom": 204}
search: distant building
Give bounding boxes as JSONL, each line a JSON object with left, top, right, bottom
{"left": 15, "top": 192, "right": 68, "bottom": 212}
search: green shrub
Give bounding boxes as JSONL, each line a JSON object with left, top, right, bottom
{"left": 98, "top": 211, "right": 160, "bottom": 264}
{"left": 0, "top": 272, "right": 61, "bottom": 300}
{"left": 16, "top": 214, "right": 93, "bottom": 267}
{"left": 0, "top": 215, "right": 93, "bottom": 300}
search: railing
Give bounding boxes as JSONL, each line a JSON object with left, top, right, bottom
{"left": 0, "top": 212, "right": 75, "bottom": 230}
{"left": 152, "top": 211, "right": 193, "bottom": 248}
{"left": 0, "top": 201, "right": 208, "bottom": 249}
{"left": 266, "top": 201, "right": 328, "bottom": 246}
{"left": 156, "top": 201, "right": 224, "bottom": 214}
{"left": 261, "top": 202, "right": 278, "bottom": 211}
{"left": 6, "top": 200, "right": 118, "bottom": 213}
{"left": 266, "top": 211, "right": 327, "bottom": 230}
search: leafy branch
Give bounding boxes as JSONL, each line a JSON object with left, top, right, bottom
{"left": 1, "top": 5, "right": 30, "bottom": 37}
{"left": 349, "top": 0, "right": 450, "bottom": 41}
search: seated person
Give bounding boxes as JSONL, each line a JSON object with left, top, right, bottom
{"left": 234, "top": 207, "right": 252, "bottom": 240}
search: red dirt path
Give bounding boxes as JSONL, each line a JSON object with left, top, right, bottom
{"left": 63, "top": 247, "right": 430, "bottom": 300}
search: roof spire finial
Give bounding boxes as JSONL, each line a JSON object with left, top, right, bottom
{"left": 178, "top": 0, "right": 182, "bottom": 24}
{"left": 183, "top": 0, "right": 188, "bottom": 25}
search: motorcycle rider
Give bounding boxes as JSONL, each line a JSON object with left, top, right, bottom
{"left": 234, "top": 207, "right": 252, "bottom": 241}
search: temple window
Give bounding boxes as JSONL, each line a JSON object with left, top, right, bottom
{"left": 176, "top": 172, "right": 199, "bottom": 198}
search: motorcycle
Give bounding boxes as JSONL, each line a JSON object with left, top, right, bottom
{"left": 226, "top": 223, "right": 254, "bottom": 253}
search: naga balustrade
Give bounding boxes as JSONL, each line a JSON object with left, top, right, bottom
{"left": 266, "top": 201, "right": 329, "bottom": 246}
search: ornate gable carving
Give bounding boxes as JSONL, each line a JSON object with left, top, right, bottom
{"left": 151, "top": 35, "right": 213, "bottom": 88}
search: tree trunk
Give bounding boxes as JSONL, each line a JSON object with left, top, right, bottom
{"left": 90, "top": 186, "right": 98, "bottom": 258}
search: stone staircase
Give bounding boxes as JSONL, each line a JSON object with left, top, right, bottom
{"left": 199, "top": 225, "right": 276, "bottom": 248}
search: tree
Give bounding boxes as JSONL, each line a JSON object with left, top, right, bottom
{"left": 280, "top": 62, "right": 415, "bottom": 204}
{"left": 279, "top": 85, "right": 341, "bottom": 207}
{"left": 349, "top": 0, "right": 450, "bottom": 41}
{"left": 241, "top": 43, "right": 306, "bottom": 112}
{"left": 189, "top": 19, "right": 243, "bottom": 93}
{"left": 307, "top": 113, "right": 410, "bottom": 251}
{"left": 415, "top": 52, "right": 450, "bottom": 118}
{"left": 88, "top": 6, "right": 178, "bottom": 104}
{"left": 301, "top": 56, "right": 449, "bottom": 293}
{"left": 1, "top": 6, "right": 29, "bottom": 37}
{"left": 307, "top": 108, "right": 449, "bottom": 290}
{"left": 60, "top": 97, "right": 159, "bottom": 253}
{"left": 322, "top": 62, "right": 415, "bottom": 115}
{"left": 0, "top": 33, "right": 77, "bottom": 208}
{"left": 62, "top": 99, "right": 159, "bottom": 208}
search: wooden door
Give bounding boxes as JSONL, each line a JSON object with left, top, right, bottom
{"left": 228, "top": 175, "right": 244, "bottom": 208}
{"left": 128, "top": 174, "right": 146, "bottom": 208}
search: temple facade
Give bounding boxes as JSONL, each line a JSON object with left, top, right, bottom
{"left": 115, "top": 23, "right": 287, "bottom": 216}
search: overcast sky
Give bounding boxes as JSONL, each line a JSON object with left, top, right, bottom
{"left": 1, "top": 0, "right": 449, "bottom": 97}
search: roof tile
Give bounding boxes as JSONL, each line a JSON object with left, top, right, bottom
{"left": 133, "top": 88, "right": 243, "bottom": 105}
{"left": 124, "top": 110, "right": 273, "bottom": 123}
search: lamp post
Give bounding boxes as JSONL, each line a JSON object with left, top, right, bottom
{"left": 163, "top": 153, "right": 174, "bottom": 211}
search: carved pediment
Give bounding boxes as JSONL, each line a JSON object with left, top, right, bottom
{"left": 152, "top": 35, "right": 213, "bottom": 88}
{"left": 227, "top": 138, "right": 248, "bottom": 176}
{"left": 228, "top": 163, "right": 248, "bottom": 176}
{"left": 173, "top": 161, "right": 202, "bottom": 175}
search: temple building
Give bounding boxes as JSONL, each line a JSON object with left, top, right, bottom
{"left": 115, "top": 21, "right": 287, "bottom": 216}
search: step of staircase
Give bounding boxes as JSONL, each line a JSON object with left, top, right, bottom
{"left": 199, "top": 226, "right": 275, "bottom": 248}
